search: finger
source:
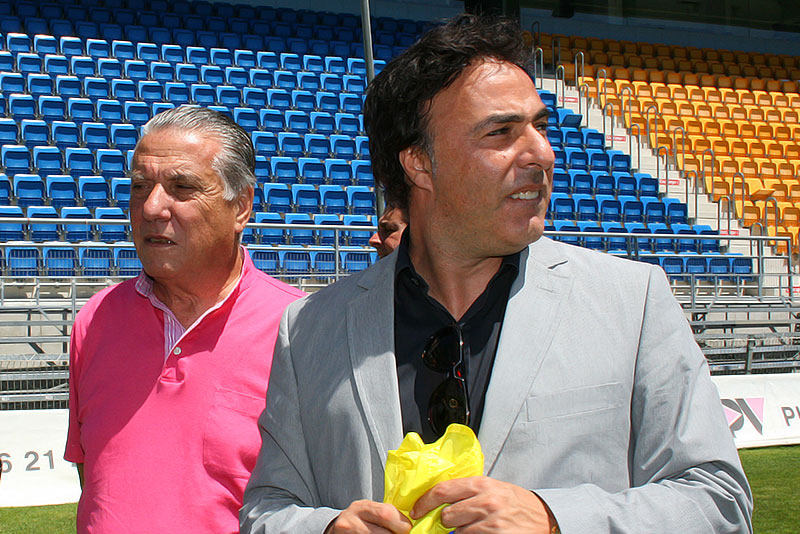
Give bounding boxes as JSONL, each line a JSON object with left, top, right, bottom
{"left": 410, "top": 477, "right": 485, "bottom": 519}
{"left": 351, "top": 501, "right": 412, "bottom": 534}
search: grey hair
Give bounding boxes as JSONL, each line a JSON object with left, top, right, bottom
{"left": 139, "top": 106, "right": 256, "bottom": 201}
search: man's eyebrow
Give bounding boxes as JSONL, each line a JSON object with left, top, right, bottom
{"left": 472, "top": 108, "right": 550, "bottom": 134}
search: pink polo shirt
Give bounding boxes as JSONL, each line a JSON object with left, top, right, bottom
{"left": 65, "top": 251, "right": 304, "bottom": 534}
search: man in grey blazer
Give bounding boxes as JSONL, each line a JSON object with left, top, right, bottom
{"left": 242, "top": 14, "right": 752, "bottom": 534}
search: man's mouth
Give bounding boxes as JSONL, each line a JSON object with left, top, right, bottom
{"left": 145, "top": 236, "right": 175, "bottom": 244}
{"left": 510, "top": 190, "right": 540, "bottom": 200}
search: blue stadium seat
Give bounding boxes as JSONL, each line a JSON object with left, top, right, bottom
{"left": 225, "top": 66, "right": 248, "bottom": 89}
{"left": 175, "top": 63, "right": 200, "bottom": 84}
{"left": 325, "top": 159, "right": 352, "bottom": 187}
{"left": 0, "top": 206, "right": 26, "bottom": 240}
{"left": 27, "top": 206, "right": 60, "bottom": 242}
{"left": 68, "top": 97, "right": 96, "bottom": 124}
{"left": 347, "top": 186, "right": 374, "bottom": 215}
{"left": 664, "top": 198, "right": 688, "bottom": 225}
{"left": 200, "top": 64, "right": 224, "bottom": 85}
{"left": 311, "top": 112, "right": 335, "bottom": 135}
{"left": 285, "top": 213, "right": 315, "bottom": 244}
{"left": 27, "top": 74, "right": 54, "bottom": 98}
{"left": 253, "top": 155, "right": 270, "bottom": 182}
{"left": 135, "top": 42, "right": 159, "bottom": 62}
{"left": 190, "top": 83, "right": 215, "bottom": 106}
{"left": 33, "top": 146, "right": 64, "bottom": 177}
{"left": 49, "top": 121, "right": 79, "bottom": 151}
{"left": 234, "top": 49, "right": 256, "bottom": 68}
{"left": 291, "top": 90, "right": 316, "bottom": 112}
{"left": 651, "top": 223, "right": 676, "bottom": 253}
{"left": 593, "top": 172, "right": 615, "bottom": 196}
{"left": 636, "top": 173, "right": 659, "bottom": 198}
{"left": 291, "top": 184, "right": 321, "bottom": 213}
{"left": 296, "top": 72, "right": 320, "bottom": 91}
{"left": 123, "top": 101, "right": 151, "bottom": 127}
{"left": 351, "top": 161, "right": 373, "bottom": 187}
{"left": 331, "top": 135, "right": 356, "bottom": 160}
{"left": 137, "top": 80, "right": 163, "bottom": 103}
{"left": 320, "top": 184, "right": 348, "bottom": 214}
{"left": 264, "top": 183, "right": 292, "bottom": 213}
{"left": 553, "top": 220, "right": 581, "bottom": 246}
{"left": 254, "top": 212, "right": 285, "bottom": 245}
{"left": 18, "top": 118, "right": 48, "bottom": 150}
{"left": 54, "top": 75, "right": 82, "bottom": 99}
{"left": 97, "top": 57, "right": 122, "bottom": 79}
{"left": 252, "top": 131, "right": 278, "bottom": 156}
{"left": 285, "top": 111, "right": 311, "bottom": 134}
{"left": 316, "top": 91, "right": 339, "bottom": 113}
{"left": 298, "top": 157, "right": 325, "bottom": 185}
{"left": 6, "top": 246, "right": 41, "bottom": 276}
{"left": 81, "top": 122, "right": 110, "bottom": 150}
{"left": 96, "top": 148, "right": 126, "bottom": 179}
{"left": 16, "top": 52, "right": 41, "bottom": 75}
{"left": 270, "top": 157, "right": 299, "bottom": 184}
{"left": 339, "top": 93, "right": 362, "bottom": 113}
{"left": 110, "top": 123, "right": 138, "bottom": 151}
{"left": 78, "top": 176, "right": 110, "bottom": 208}
{"left": 95, "top": 206, "right": 128, "bottom": 241}
{"left": 43, "top": 247, "right": 78, "bottom": 276}
{"left": 115, "top": 247, "right": 142, "bottom": 277}
{"left": 2, "top": 146, "right": 32, "bottom": 177}
{"left": 71, "top": 56, "right": 97, "bottom": 79}
{"left": 34, "top": 34, "right": 59, "bottom": 55}
{"left": 313, "top": 214, "right": 343, "bottom": 246}
{"left": 86, "top": 38, "right": 110, "bottom": 59}
{"left": 342, "top": 215, "right": 373, "bottom": 247}
{"left": 96, "top": 98, "right": 123, "bottom": 125}
{"left": 304, "top": 134, "right": 330, "bottom": 158}
{"left": 620, "top": 195, "right": 644, "bottom": 223}
{"left": 278, "top": 132, "right": 305, "bottom": 158}
{"left": 250, "top": 249, "right": 281, "bottom": 275}
{"left": 6, "top": 32, "right": 31, "bottom": 53}
{"left": 80, "top": 247, "right": 114, "bottom": 276}
{"left": 597, "top": 195, "right": 622, "bottom": 222}
{"left": 216, "top": 85, "right": 241, "bottom": 106}
{"left": 574, "top": 193, "right": 599, "bottom": 221}
{"left": 111, "top": 177, "right": 130, "bottom": 209}
{"left": 320, "top": 73, "right": 343, "bottom": 93}
{"left": 46, "top": 175, "right": 78, "bottom": 209}
{"left": 8, "top": 94, "right": 37, "bottom": 120}
{"left": 110, "top": 78, "right": 136, "bottom": 103}
{"left": 0, "top": 118, "right": 19, "bottom": 146}
{"left": 242, "top": 87, "right": 267, "bottom": 109}
{"left": 65, "top": 147, "right": 95, "bottom": 178}
{"left": 161, "top": 44, "right": 184, "bottom": 64}
{"left": 643, "top": 199, "right": 667, "bottom": 224}
{"left": 233, "top": 107, "right": 259, "bottom": 133}
{"left": 570, "top": 171, "right": 593, "bottom": 195}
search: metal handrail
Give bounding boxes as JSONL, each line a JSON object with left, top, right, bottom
{"left": 601, "top": 101, "right": 616, "bottom": 149}
{"left": 573, "top": 51, "right": 585, "bottom": 89}
{"left": 731, "top": 172, "right": 746, "bottom": 218}
{"left": 596, "top": 67, "right": 609, "bottom": 108}
{"left": 620, "top": 85, "right": 634, "bottom": 132}
{"left": 718, "top": 194, "right": 734, "bottom": 249}
{"left": 578, "top": 83, "right": 590, "bottom": 127}
{"left": 531, "top": 21, "right": 540, "bottom": 49}
{"left": 761, "top": 195, "right": 781, "bottom": 239}
{"left": 628, "top": 123, "right": 642, "bottom": 170}
{"left": 700, "top": 148, "right": 716, "bottom": 198}
{"left": 644, "top": 104, "right": 659, "bottom": 150}
{"left": 683, "top": 169, "right": 699, "bottom": 221}
{"left": 555, "top": 64, "right": 566, "bottom": 109}
{"left": 552, "top": 35, "right": 561, "bottom": 72}
{"left": 656, "top": 145, "right": 671, "bottom": 197}
{"left": 671, "top": 125, "right": 686, "bottom": 170}
{"left": 533, "top": 47, "right": 544, "bottom": 89}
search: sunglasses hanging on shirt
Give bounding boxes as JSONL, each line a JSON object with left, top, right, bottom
{"left": 421, "top": 324, "right": 470, "bottom": 438}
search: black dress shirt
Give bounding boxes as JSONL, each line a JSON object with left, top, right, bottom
{"left": 394, "top": 230, "right": 520, "bottom": 443}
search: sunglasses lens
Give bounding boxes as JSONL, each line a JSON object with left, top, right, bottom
{"left": 428, "top": 376, "right": 469, "bottom": 437}
{"left": 422, "top": 325, "right": 462, "bottom": 372}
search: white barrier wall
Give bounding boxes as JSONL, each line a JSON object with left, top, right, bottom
{"left": 2, "top": 375, "right": 800, "bottom": 507}
{"left": 0, "top": 409, "right": 80, "bottom": 507}
{"left": 712, "top": 374, "right": 800, "bottom": 449}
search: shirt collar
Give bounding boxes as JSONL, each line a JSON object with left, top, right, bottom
{"left": 395, "top": 228, "right": 521, "bottom": 288}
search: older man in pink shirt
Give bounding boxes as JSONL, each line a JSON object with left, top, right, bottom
{"left": 65, "top": 106, "right": 304, "bottom": 533}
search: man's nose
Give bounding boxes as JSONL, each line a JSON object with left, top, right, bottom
{"left": 368, "top": 231, "right": 381, "bottom": 249}
{"left": 141, "top": 183, "right": 172, "bottom": 220}
{"left": 520, "top": 124, "right": 556, "bottom": 170}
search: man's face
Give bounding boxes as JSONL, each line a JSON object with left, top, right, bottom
{"left": 369, "top": 205, "right": 407, "bottom": 258}
{"left": 416, "top": 59, "right": 554, "bottom": 257}
{"left": 130, "top": 128, "right": 250, "bottom": 285}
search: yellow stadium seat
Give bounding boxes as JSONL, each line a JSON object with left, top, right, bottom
{"left": 607, "top": 40, "right": 624, "bottom": 54}
{"left": 739, "top": 123, "right": 757, "bottom": 139}
{"left": 765, "top": 108, "right": 782, "bottom": 123}
{"left": 757, "top": 124, "right": 776, "bottom": 140}
{"left": 790, "top": 184, "right": 800, "bottom": 203}
{"left": 685, "top": 119, "right": 704, "bottom": 135}
{"left": 721, "top": 158, "right": 739, "bottom": 178}
{"left": 669, "top": 84, "right": 688, "bottom": 100}
{"left": 621, "top": 42, "right": 637, "bottom": 55}
{"left": 677, "top": 59, "right": 693, "bottom": 72}
{"left": 742, "top": 162, "right": 762, "bottom": 181}
{"left": 720, "top": 120, "right": 738, "bottom": 137}
{"left": 712, "top": 104, "right": 731, "bottom": 119}
{"left": 677, "top": 102, "right": 694, "bottom": 117}
{"left": 782, "top": 109, "right": 798, "bottom": 124}
{"left": 727, "top": 64, "right": 743, "bottom": 77}
{"left": 774, "top": 125, "right": 792, "bottom": 141}
{"left": 694, "top": 103, "right": 712, "bottom": 118}
{"left": 735, "top": 90, "right": 755, "bottom": 105}
{"left": 730, "top": 140, "right": 748, "bottom": 157}
{"left": 783, "top": 205, "right": 800, "bottom": 228}
{"left": 588, "top": 38, "right": 605, "bottom": 51}
{"left": 701, "top": 119, "right": 721, "bottom": 136}
{"left": 639, "top": 42, "right": 654, "bottom": 56}
{"left": 692, "top": 61, "right": 710, "bottom": 74}
{"left": 784, "top": 144, "right": 800, "bottom": 160}
{"left": 704, "top": 48, "right": 720, "bottom": 62}
{"left": 708, "top": 63, "right": 727, "bottom": 75}
{"left": 746, "top": 106, "right": 765, "bottom": 122}
{"left": 766, "top": 141, "right": 784, "bottom": 157}
{"left": 691, "top": 137, "right": 711, "bottom": 155}
{"left": 719, "top": 88, "right": 738, "bottom": 103}
{"left": 632, "top": 81, "right": 653, "bottom": 98}
{"left": 630, "top": 67, "right": 647, "bottom": 81}
{"left": 749, "top": 78, "right": 767, "bottom": 91}
{"left": 730, "top": 106, "right": 747, "bottom": 120}
{"left": 647, "top": 69, "right": 666, "bottom": 84}
{"left": 683, "top": 72, "right": 700, "bottom": 86}
{"left": 717, "top": 74, "right": 735, "bottom": 88}
{"left": 778, "top": 162, "right": 796, "bottom": 179}
{"left": 747, "top": 140, "right": 766, "bottom": 157}
{"left": 661, "top": 58, "right": 677, "bottom": 72}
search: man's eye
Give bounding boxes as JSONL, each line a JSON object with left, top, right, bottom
{"left": 535, "top": 122, "right": 548, "bottom": 133}
{"left": 487, "top": 127, "right": 509, "bottom": 137}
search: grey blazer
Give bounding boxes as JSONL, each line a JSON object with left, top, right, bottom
{"left": 241, "top": 237, "right": 752, "bottom": 534}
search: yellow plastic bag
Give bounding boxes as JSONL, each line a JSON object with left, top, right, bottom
{"left": 384, "top": 424, "right": 484, "bottom": 534}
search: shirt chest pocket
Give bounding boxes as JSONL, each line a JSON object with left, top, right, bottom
{"left": 203, "top": 387, "right": 265, "bottom": 482}
{"left": 524, "top": 382, "right": 624, "bottom": 423}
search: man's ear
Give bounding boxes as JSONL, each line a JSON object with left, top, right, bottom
{"left": 233, "top": 186, "right": 254, "bottom": 233}
{"left": 398, "top": 145, "right": 434, "bottom": 192}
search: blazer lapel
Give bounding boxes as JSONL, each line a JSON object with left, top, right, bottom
{"left": 346, "top": 256, "right": 404, "bottom": 467}
{"left": 479, "top": 238, "right": 573, "bottom": 473}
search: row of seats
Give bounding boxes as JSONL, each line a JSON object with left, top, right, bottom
{"left": 547, "top": 220, "right": 722, "bottom": 255}
{"left": 0, "top": 42, "right": 387, "bottom": 77}
{"left": 0, "top": 2, "right": 419, "bottom": 34}
{"left": 0, "top": 245, "right": 379, "bottom": 277}
{"left": 548, "top": 193, "right": 688, "bottom": 225}
{"left": 1, "top": 89, "right": 366, "bottom": 120}
{"left": 0, "top": 27, "right": 405, "bottom": 60}
{"left": 541, "top": 32, "right": 798, "bottom": 69}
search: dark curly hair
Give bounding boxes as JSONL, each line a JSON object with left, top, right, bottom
{"left": 364, "top": 14, "right": 531, "bottom": 210}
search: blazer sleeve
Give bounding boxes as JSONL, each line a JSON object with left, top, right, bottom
{"left": 535, "top": 266, "right": 753, "bottom": 534}
{"left": 240, "top": 306, "right": 340, "bottom": 534}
